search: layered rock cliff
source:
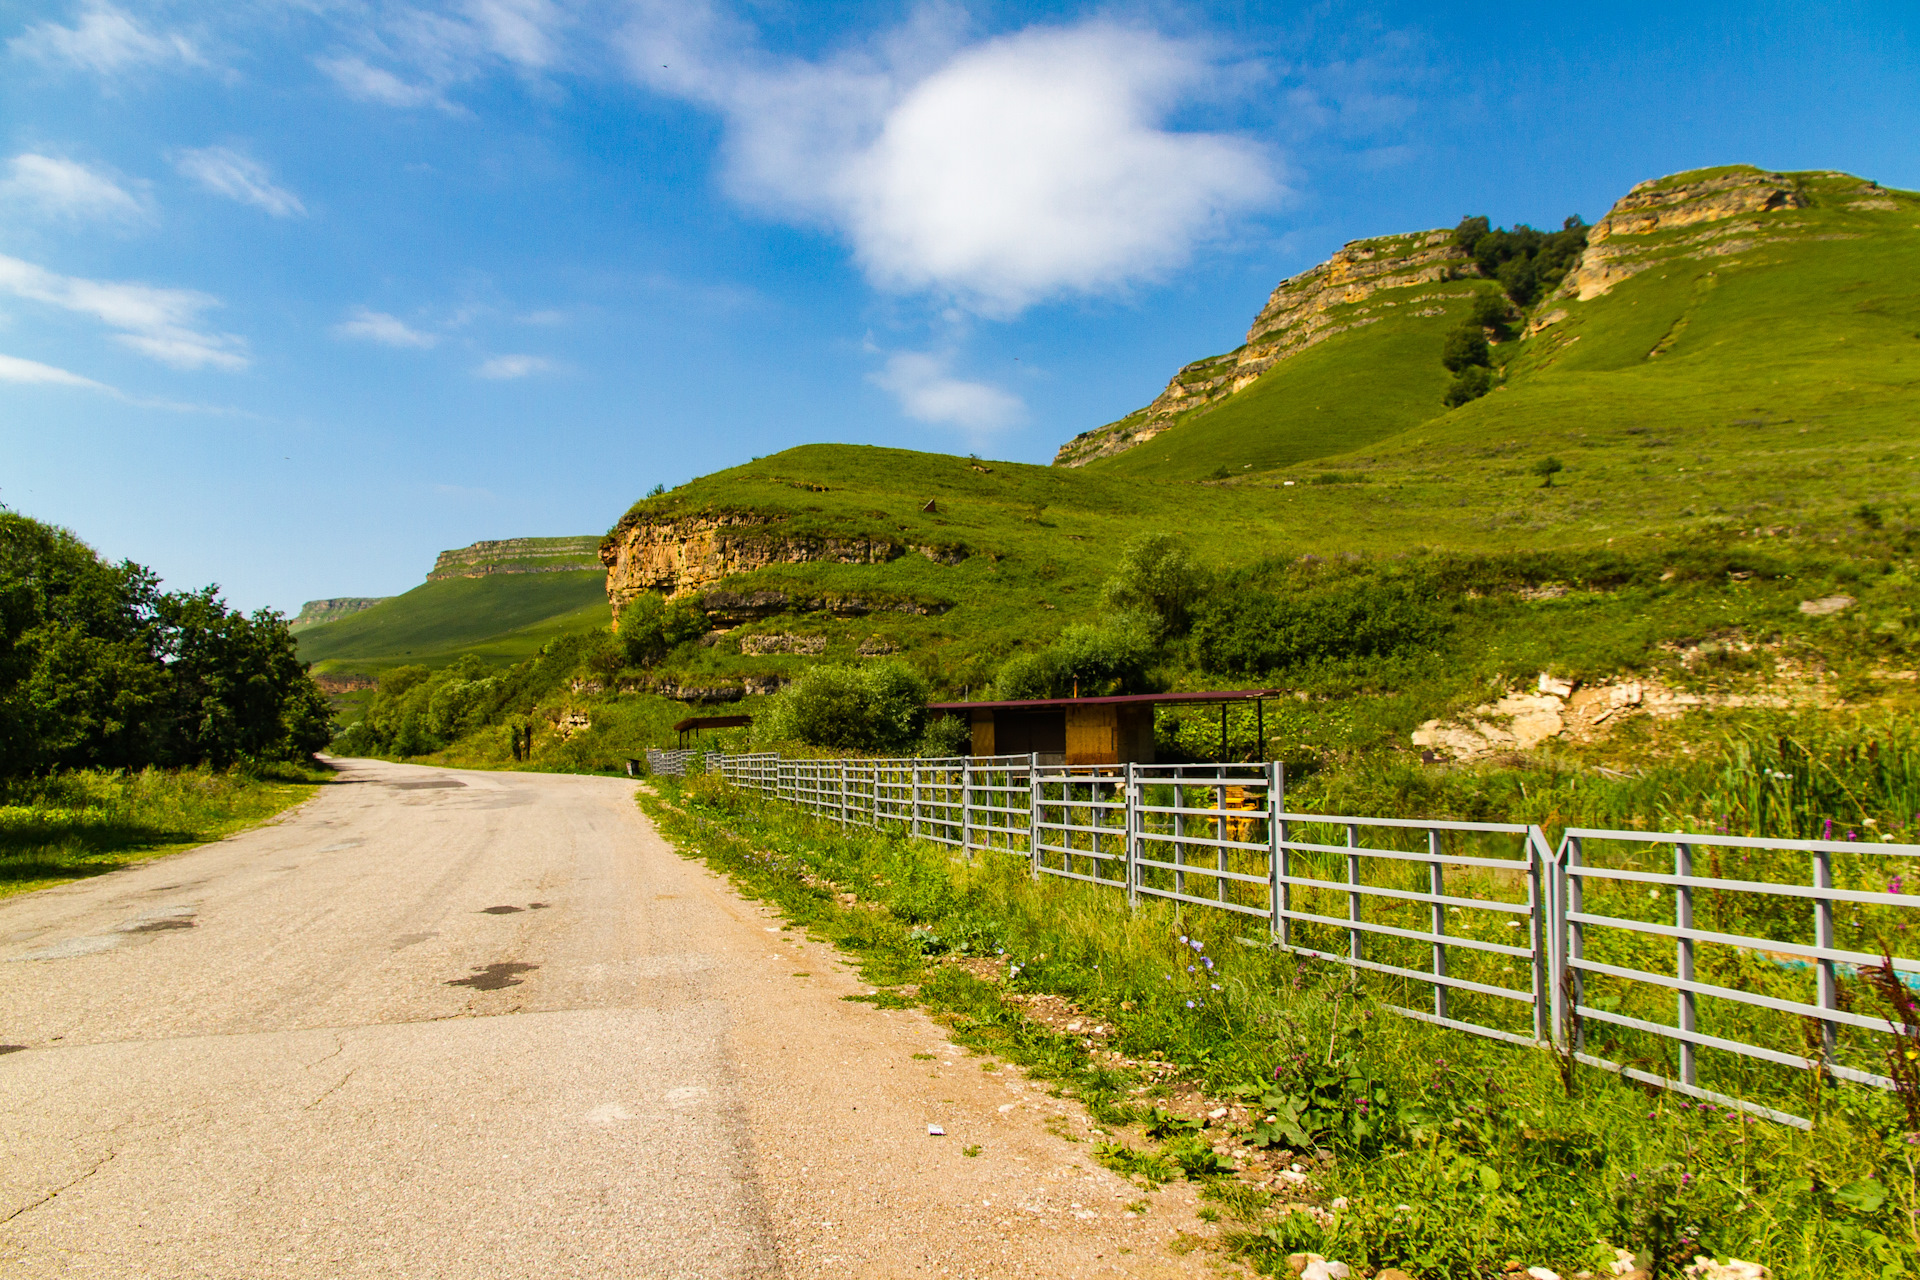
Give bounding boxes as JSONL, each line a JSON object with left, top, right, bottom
{"left": 1055, "top": 228, "right": 1472, "bottom": 466}
{"left": 599, "top": 512, "right": 964, "bottom": 624}
{"left": 291, "top": 597, "right": 388, "bottom": 630}
{"left": 427, "top": 535, "right": 601, "bottom": 581}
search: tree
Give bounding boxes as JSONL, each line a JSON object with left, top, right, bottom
{"left": 1101, "top": 534, "right": 1207, "bottom": 640}
{"left": 1531, "top": 457, "right": 1565, "bottom": 487}
{"left": 753, "top": 661, "right": 930, "bottom": 754}
{"left": 0, "top": 512, "right": 330, "bottom": 774}
{"left": 618, "top": 593, "right": 708, "bottom": 667}
{"left": 995, "top": 611, "right": 1158, "bottom": 701}
{"left": 1441, "top": 326, "right": 1491, "bottom": 373}
{"left": 1443, "top": 365, "right": 1493, "bottom": 408}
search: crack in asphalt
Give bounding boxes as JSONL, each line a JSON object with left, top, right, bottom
{"left": 302, "top": 1068, "right": 357, "bottom": 1112}
{"left": 0, "top": 1149, "right": 117, "bottom": 1227}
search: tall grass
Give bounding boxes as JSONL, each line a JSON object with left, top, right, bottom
{"left": 0, "top": 763, "right": 325, "bottom": 898}
{"left": 648, "top": 772, "right": 1920, "bottom": 1279}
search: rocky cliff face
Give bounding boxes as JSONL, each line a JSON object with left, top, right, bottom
{"left": 599, "top": 512, "right": 964, "bottom": 624}
{"left": 427, "top": 535, "right": 601, "bottom": 581}
{"left": 291, "top": 597, "right": 388, "bottom": 630}
{"left": 1544, "top": 167, "right": 1811, "bottom": 308}
{"left": 1055, "top": 229, "right": 1471, "bottom": 466}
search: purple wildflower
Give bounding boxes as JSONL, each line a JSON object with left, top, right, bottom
{"left": 1890, "top": 875, "right": 1905, "bottom": 895}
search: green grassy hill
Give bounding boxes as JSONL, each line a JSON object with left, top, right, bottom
{"left": 296, "top": 571, "right": 608, "bottom": 677}
{"left": 1067, "top": 166, "right": 1919, "bottom": 486}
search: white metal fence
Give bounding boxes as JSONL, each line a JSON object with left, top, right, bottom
{"left": 673, "top": 749, "right": 1920, "bottom": 1128}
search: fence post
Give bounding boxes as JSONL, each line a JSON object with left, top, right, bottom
{"left": 1267, "top": 767, "right": 1282, "bottom": 948}
{"left": 1566, "top": 835, "right": 1585, "bottom": 1054}
{"left": 1125, "top": 762, "right": 1138, "bottom": 908}
{"left": 1346, "top": 821, "right": 1363, "bottom": 962}
{"left": 1675, "top": 841, "right": 1697, "bottom": 1086}
{"left": 1813, "top": 846, "right": 1838, "bottom": 1066}
{"left": 910, "top": 762, "right": 922, "bottom": 841}
{"left": 1028, "top": 754, "right": 1042, "bottom": 880}
{"left": 1429, "top": 826, "right": 1448, "bottom": 1023}
{"left": 962, "top": 758, "right": 974, "bottom": 860}
{"left": 1545, "top": 831, "right": 1566, "bottom": 1049}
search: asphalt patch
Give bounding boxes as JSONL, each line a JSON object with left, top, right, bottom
{"left": 0, "top": 1044, "right": 26, "bottom": 1055}
{"left": 446, "top": 962, "right": 538, "bottom": 991}
{"left": 481, "top": 905, "right": 523, "bottom": 914}
{"left": 125, "top": 918, "right": 195, "bottom": 933}
{"left": 392, "top": 780, "right": 466, "bottom": 791}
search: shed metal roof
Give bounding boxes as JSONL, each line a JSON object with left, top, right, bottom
{"left": 926, "top": 689, "right": 1283, "bottom": 713}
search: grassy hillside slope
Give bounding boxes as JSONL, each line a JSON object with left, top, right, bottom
{"left": 1085, "top": 282, "right": 1472, "bottom": 480}
{"left": 1078, "top": 167, "right": 1919, "bottom": 489}
{"left": 296, "top": 571, "right": 608, "bottom": 676}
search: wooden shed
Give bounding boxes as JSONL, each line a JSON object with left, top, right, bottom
{"left": 925, "top": 690, "right": 1283, "bottom": 767}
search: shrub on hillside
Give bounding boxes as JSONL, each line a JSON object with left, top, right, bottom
{"left": 1443, "top": 365, "right": 1494, "bottom": 407}
{"left": 1441, "top": 325, "right": 1491, "bottom": 373}
{"left": 753, "top": 660, "right": 929, "bottom": 754}
{"left": 618, "top": 593, "right": 709, "bottom": 667}
{"left": 995, "top": 611, "right": 1158, "bottom": 700}
{"left": 1100, "top": 534, "right": 1208, "bottom": 640}
{"left": 1191, "top": 580, "right": 1451, "bottom": 677}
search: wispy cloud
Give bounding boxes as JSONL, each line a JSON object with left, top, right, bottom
{"left": 0, "top": 253, "right": 247, "bottom": 371}
{"left": 316, "top": 0, "right": 568, "bottom": 112}
{"left": 332, "top": 306, "right": 438, "bottom": 348}
{"left": 627, "top": 6, "right": 1281, "bottom": 317}
{"left": 9, "top": 2, "right": 204, "bottom": 76}
{"left": 0, "top": 153, "right": 150, "bottom": 223}
{"left": 475, "top": 353, "right": 555, "bottom": 378}
{"left": 868, "top": 349, "right": 1023, "bottom": 435}
{"left": 317, "top": 54, "right": 452, "bottom": 111}
{"left": 172, "top": 146, "right": 305, "bottom": 217}
{"left": 0, "top": 351, "right": 113, "bottom": 390}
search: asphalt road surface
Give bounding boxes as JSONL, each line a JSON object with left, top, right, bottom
{"left": 0, "top": 758, "right": 1215, "bottom": 1278}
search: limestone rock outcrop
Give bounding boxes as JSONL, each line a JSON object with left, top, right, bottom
{"left": 427, "top": 535, "right": 601, "bottom": 581}
{"left": 599, "top": 511, "right": 962, "bottom": 624}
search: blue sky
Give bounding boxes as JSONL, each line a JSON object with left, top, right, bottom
{"left": 1, "top": 0, "right": 1914, "bottom": 613}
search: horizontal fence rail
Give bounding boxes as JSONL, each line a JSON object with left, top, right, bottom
{"left": 673, "top": 749, "right": 1920, "bottom": 1127}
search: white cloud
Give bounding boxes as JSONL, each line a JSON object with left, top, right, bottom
{"left": 9, "top": 2, "right": 203, "bottom": 76}
{"left": 315, "top": 0, "right": 567, "bottom": 111}
{"left": 0, "top": 352, "right": 112, "bottom": 390}
{"left": 333, "top": 306, "right": 438, "bottom": 348}
{"left": 0, "top": 253, "right": 247, "bottom": 370}
{"left": 869, "top": 350, "right": 1023, "bottom": 434}
{"left": 0, "top": 153, "right": 149, "bottom": 222}
{"left": 628, "top": 9, "right": 1280, "bottom": 315}
{"left": 172, "top": 146, "right": 305, "bottom": 217}
{"left": 475, "top": 353, "right": 555, "bottom": 378}
{"left": 317, "top": 54, "right": 450, "bottom": 110}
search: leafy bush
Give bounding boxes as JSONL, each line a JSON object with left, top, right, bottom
{"left": 1441, "top": 325, "right": 1491, "bottom": 373}
{"left": 753, "top": 660, "right": 930, "bottom": 753}
{"left": 914, "top": 713, "right": 970, "bottom": 758}
{"left": 1190, "top": 579, "right": 1452, "bottom": 677}
{"left": 995, "top": 611, "right": 1159, "bottom": 699}
{"left": 1101, "top": 533, "right": 1208, "bottom": 640}
{"left": 617, "top": 592, "right": 709, "bottom": 667}
{"left": 1443, "top": 364, "right": 1494, "bottom": 407}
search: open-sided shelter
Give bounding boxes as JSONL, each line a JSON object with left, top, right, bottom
{"left": 924, "top": 690, "right": 1283, "bottom": 766}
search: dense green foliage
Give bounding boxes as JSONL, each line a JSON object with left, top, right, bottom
{"left": 1100, "top": 533, "right": 1209, "bottom": 640}
{"left": 994, "top": 611, "right": 1159, "bottom": 699}
{"left": 617, "top": 592, "right": 710, "bottom": 666}
{"left": 0, "top": 513, "right": 331, "bottom": 775}
{"left": 0, "top": 762, "right": 324, "bottom": 898}
{"left": 752, "top": 660, "right": 931, "bottom": 754}
{"left": 1451, "top": 214, "right": 1590, "bottom": 306}
{"left": 1190, "top": 576, "right": 1451, "bottom": 678}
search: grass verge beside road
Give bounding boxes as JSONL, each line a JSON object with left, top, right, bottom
{"left": 0, "top": 763, "right": 327, "bottom": 899}
{"left": 643, "top": 773, "right": 1919, "bottom": 1280}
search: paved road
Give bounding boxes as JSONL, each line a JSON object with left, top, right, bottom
{"left": 0, "top": 759, "right": 1212, "bottom": 1279}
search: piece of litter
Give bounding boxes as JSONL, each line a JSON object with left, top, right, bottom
{"left": 998, "top": 1103, "right": 1017, "bottom": 1112}
{"left": 1208, "top": 1107, "right": 1228, "bottom": 1120}
{"left": 928, "top": 1124, "right": 945, "bottom": 1136}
